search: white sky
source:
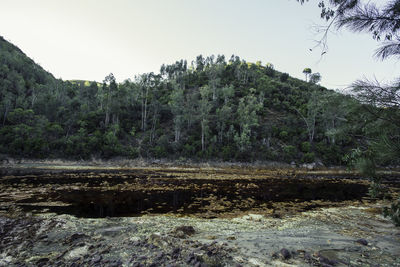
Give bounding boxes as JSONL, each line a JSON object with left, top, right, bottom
{"left": 1, "top": 0, "right": 399, "bottom": 89}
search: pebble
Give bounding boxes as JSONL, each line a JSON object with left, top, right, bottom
{"left": 174, "top": 225, "right": 196, "bottom": 236}
{"left": 280, "top": 248, "right": 291, "bottom": 260}
{"left": 92, "top": 254, "right": 102, "bottom": 263}
{"left": 186, "top": 253, "right": 195, "bottom": 263}
{"left": 155, "top": 252, "right": 164, "bottom": 260}
{"left": 319, "top": 255, "right": 338, "bottom": 266}
{"left": 356, "top": 238, "right": 368, "bottom": 246}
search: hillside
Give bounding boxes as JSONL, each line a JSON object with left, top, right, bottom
{"left": 0, "top": 37, "right": 382, "bottom": 165}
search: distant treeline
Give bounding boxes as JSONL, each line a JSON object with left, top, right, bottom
{"left": 0, "top": 36, "right": 397, "bottom": 165}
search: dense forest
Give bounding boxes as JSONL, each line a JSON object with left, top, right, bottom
{"left": 0, "top": 35, "right": 398, "bottom": 167}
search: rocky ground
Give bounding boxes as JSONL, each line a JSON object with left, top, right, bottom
{"left": 1, "top": 203, "right": 399, "bottom": 267}
{"left": 0, "top": 163, "right": 399, "bottom": 266}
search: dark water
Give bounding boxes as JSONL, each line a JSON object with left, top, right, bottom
{"left": 0, "top": 168, "right": 369, "bottom": 218}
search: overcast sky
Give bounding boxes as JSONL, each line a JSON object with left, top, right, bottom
{"left": 1, "top": 0, "right": 399, "bottom": 89}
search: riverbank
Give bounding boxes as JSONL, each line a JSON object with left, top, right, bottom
{"left": 0, "top": 164, "right": 399, "bottom": 266}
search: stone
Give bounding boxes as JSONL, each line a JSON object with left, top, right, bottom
{"left": 186, "top": 253, "right": 195, "bottom": 263}
{"left": 155, "top": 252, "right": 164, "bottom": 260}
{"left": 172, "top": 225, "right": 196, "bottom": 238}
{"left": 109, "top": 260, "right": 122, "bottom": 267}
{"left": 92, "top": 255, "right": 102, "bottom": 263}
{"left": 319, "top": 255, "right": 338, "bottom": 266}
{"left": 36, "top": 257, "right": 49, "bottom": 267}
{"left": 356, "top": 238, "right": 368, "bottom": 246}
{"left": 280, "top": 248, "right": 291, "bottom": 260}
{"left": 64, "top": 233, "right": 88, "bottom": 245}
{"left": 304, "top": 252, "right": 312, "bottom": 262}
{"left": 302, "top": 162, "right": 316, "bottom": 170}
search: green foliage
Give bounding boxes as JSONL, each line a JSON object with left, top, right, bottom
{"left": 283, "top": 145, "right": 297, "bottom": 161}
{"left": 343, "top": 148, "right": 385, "bottom": 198}
{"left": 0, "top": 35, "right": 377, "bottom": 165}
{"left": 354, "top": 157, "right": 376, "bottom": 178}
{"left": 383, "top": 197, "right": 400, "bottom": 227}
{"left": 301, "top": 152, "right": 315, "bottom": 163}
{"left": 300, "top": 141, "right": 311, "bottom": 153}
{"left": 309, "top": 73, "right": 321, "bottom": 84}
{"left": 279, "top": 131, "right": 288, "bottom": 140}
{"left": 221, "top": 145, "right": 235, "bottom": 161}
{"left": 153, "top": 145, "right": 167, "bottom": 158}
{"left": 299, "top": 0, "right": 400, "bottom": 226}
{"left": 280, "top": 73, "right": 289, "bottom": 82}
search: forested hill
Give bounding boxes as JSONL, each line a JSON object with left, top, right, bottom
{"left": 0, "top": 36, "right": 379, "bottom": 165}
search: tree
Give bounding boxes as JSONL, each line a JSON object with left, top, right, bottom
{"left": 298, "top": 0, "right": 400, "bottom": 60}
{"left": 136, "top": 73, "right": 156, "bottom": 131}
{"left": 198, "top": 86, "right": 212, "bottom": 151}
{"left": 303, "top": 68, "right": 312, "bottom": 82}
{"left": 234, "top": 90, "right": 262, "bottom": 152}
{"left": 295, "top": 90, "right": 322, "bottom": 145}
{"left": 299, "top": 0, "right": 400, "bottom": 157}
{"left": 169, "top": 82, "right": 185, "bottom": 142}
{"left": 298, "top": 0, "right": 400, "bottom": 224}
{"left": 102, "top": 73, "right": 117, "bottom": 127}
{"left": 309, "top": 72, "right": 322, "bottom": 84}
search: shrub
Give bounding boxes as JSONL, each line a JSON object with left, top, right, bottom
{"left": 301, "top": 152, "right": 315, "bottom": 163}
{"left": 283, "top": 145, "right": 297, "bottom": 161}
{"left": 280, "top": 73, "right": 289, "bottom": 82}
{"left": 221, "top": 146, "right": 234, "bottom": 161}
{"left": 300, "top": 142, "right": 311, "bottom": 153}
{"left": 383, "top": 197, "right": 400, "bottom": 227}
{"left": 153, "top": 145, "right": 167, "bottom": 158}
{"left": 279, "top": 131, "right": 288, "bottom": 140}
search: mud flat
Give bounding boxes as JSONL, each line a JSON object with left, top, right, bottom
{"left": 0, "top": 165, "right": 399, "bottom": 266}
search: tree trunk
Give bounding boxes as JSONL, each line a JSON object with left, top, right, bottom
{"left": 201, "top": 120, "right": 205, "bottom": 151}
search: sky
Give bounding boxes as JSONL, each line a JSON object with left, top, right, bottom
{"left": 0, "top": 0, "right": 399, "bottom": 89}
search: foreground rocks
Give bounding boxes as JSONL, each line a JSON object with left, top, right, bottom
{"left": 0, "top": 202, "right": 399, "bottom": 266}
{"left": 0, "top": 165, "right": 399, "bottom": 266}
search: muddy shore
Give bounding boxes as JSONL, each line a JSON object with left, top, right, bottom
{"left": 0, "top": 163, "right": 399, "bottom": 266}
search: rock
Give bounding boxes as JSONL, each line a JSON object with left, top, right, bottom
{"left": 137, "top": 255, "right": 147, "bottom": 261}
{"left": 172, "top": 225, "right": 196, "bottom": 238}
{"left": 171, "top": 247, "right": 181, "bottom": 255}
{"left": 319, "top": 255, "right": 338, "bottom": 266}
{"left": 64, "top": 233, "right": 88, "bottom": 244}
{"left": 92, "top": 255, "right": 102, "bottom": 263}
{"left": 171, "top": 247, "right": 181, "bottom": 259}
{"left": 356, "top": 238, "right": 368, "bottom": 246}
{"left": 65, "top": 245, "right": 89, "bottom": 260}
{"left": 280, "top": 248, "right": 291, "bottom": 260}
{"left": 304, "top": 252, "right": 312, "bottom": 262}
{"left": 97, "top": 226, "right": 127, "bottom": 237}
{"left": 149, "top": 244, "right": 157, "bottom": 249}
{"left": 109, "top": 260, "right": 122, "bottom": 267}
{"left": 36, "top": 257, "right": 49, "bottom": 267}
{"left": 186, "top": 253, "right": 195, "bottom": 264}
{"left": 302, "top": 163, "right": 316, "bottom": 170}
{"left": 315, "top": 159, "right": 324, "bottom": 167}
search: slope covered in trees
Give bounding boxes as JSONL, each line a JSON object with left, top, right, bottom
{"left": 0, "top": 36, "right": 395, "bottom": 166}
